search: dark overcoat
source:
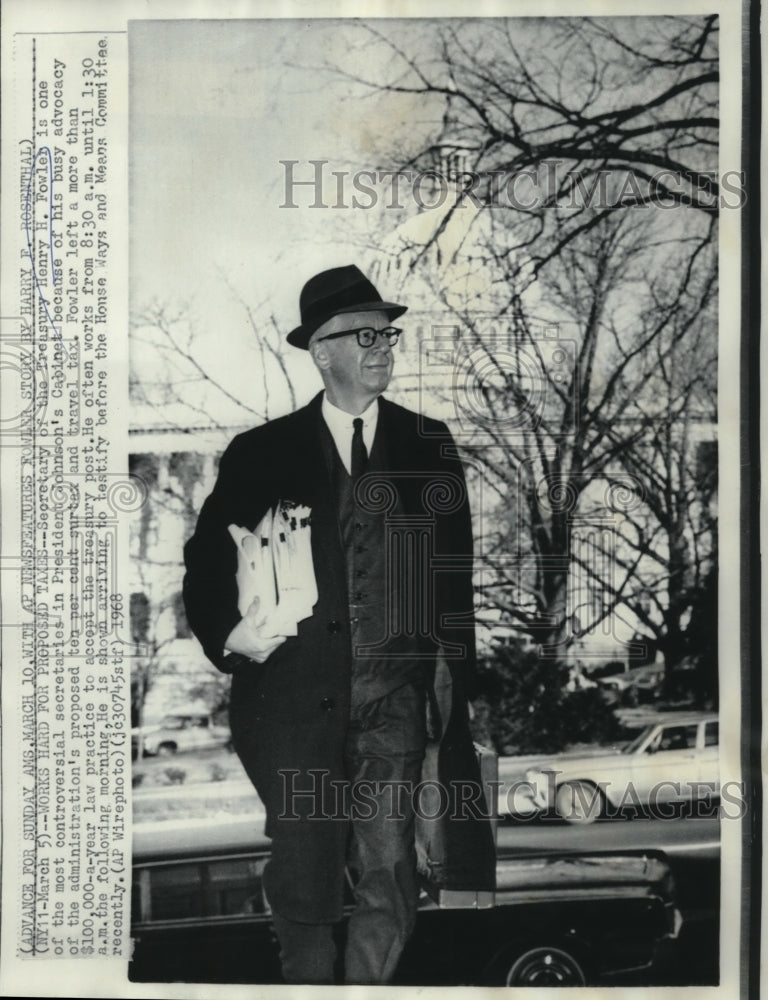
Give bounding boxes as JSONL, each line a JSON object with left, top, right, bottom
{"left": 183, "top": 392, "right": 495, "bottom": 922}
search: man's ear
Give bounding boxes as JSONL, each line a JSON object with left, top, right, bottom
{"left": 310, "top": 342, "right": 331, "bottom": 371}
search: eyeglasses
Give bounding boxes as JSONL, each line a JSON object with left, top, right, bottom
{"left": 314, "top": 326, "right": 402, "bottom": 348}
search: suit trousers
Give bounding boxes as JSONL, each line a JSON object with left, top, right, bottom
{"left": 271, "top": 678, "right": 427, "bottom": 984}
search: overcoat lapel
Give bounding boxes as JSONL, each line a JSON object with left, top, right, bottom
{"left": 291, "top": 393, "right": 348, "bottom": 608}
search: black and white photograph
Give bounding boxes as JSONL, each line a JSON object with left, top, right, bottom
{"left": 125, "top": 11, "right": 746, "bottom": 990}
{"left": 0, "top": 1, "right": 756, "bottom": 997}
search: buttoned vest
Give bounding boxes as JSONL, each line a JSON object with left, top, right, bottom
{"left": 319, "top": 417, "right": 424, "bottom": 707}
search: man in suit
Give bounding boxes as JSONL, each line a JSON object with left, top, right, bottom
{"left": 183, "top": 265, "right": 494, "bottom": 984}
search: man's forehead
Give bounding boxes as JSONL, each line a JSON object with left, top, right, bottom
{"left": 313, "top": 309, "right": 389, "bottom": 339}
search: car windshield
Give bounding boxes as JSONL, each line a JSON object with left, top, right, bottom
{"left": 161, "top": 717, "right": 185, "bottom": 730}
{"left": 622, "top": 727, "right": 654, "bottom": 754}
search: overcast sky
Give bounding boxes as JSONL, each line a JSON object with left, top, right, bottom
{"left": 130, "top": 18, "right": 449, "bottom": 417}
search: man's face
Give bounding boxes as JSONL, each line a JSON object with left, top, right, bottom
{"left": 309, "top": 309, "right": 395, "bottom": 405}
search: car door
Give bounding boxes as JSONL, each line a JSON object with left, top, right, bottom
{"left": 130, "top": 851, "right": 280, "bottom": 983}
{"left": 630, "top": 723, "right": 699, "bottom": 802}
{"left": 186, "top": 716, "right": 209, "bottom": 751}
{"left": 697, "top": 719, "right": 720, "bottom": 796}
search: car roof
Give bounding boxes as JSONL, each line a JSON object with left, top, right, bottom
{"left": 160, "top": 711, "right": 212, "bottom": 721}
{"left": 652, "top": 711, "right": 718, "bottom": 724}
{"left": 134, "top": 816, "right": 674, "bottom": 898}
{"left": 627, "top": 710, "right": 717, "bottom": 728}
{"left": 134, "top": 814, "right": 270, "bottom": 861}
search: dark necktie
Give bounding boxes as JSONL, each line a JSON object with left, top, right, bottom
{"left": 351, "top": 417, "right": 367, "bottom": 479}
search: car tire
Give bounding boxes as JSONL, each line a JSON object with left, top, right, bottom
{"left": 156, "top": 743, "right": 177, "bottom": 757}
{"left": 555, "top": 781, "right": 604, "bottom": 825}
{"left": 504, "top": 945, "right": 587, "bottom": 986}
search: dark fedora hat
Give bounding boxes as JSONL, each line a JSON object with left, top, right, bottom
{"left": 287, "top": 264, "right": 407, "bottom": 349}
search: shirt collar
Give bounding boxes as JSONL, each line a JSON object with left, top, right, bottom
{"left": 321, "top": 393, "right": 379, "bottom": 433}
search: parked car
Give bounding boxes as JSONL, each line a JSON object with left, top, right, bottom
{"left": 132, "top": 712, "right": 232, "bottom": 758}
{"left": 596, "top": 664, "right": 665, "bottom": 705}
{"left": 130, "top": 815, "right": 681, "bottom": 986}
{"left": 526, "top": 712, "right": 719, "bottom": 824}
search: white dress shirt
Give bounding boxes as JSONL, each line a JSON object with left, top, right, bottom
{"left": 321, "top": 394, "right": 379, "bottom": 474}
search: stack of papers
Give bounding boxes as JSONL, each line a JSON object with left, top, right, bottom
{"left": 228, "top": 500, "right": 317, "bottom": 636}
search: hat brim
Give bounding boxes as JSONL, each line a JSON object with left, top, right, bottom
{"left": 287, "top": 302, "right": 407, "bottom": 350}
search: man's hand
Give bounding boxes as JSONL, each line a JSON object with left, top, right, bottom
{"left": 225, "top": 598, "right": 288, "bottom": 663}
